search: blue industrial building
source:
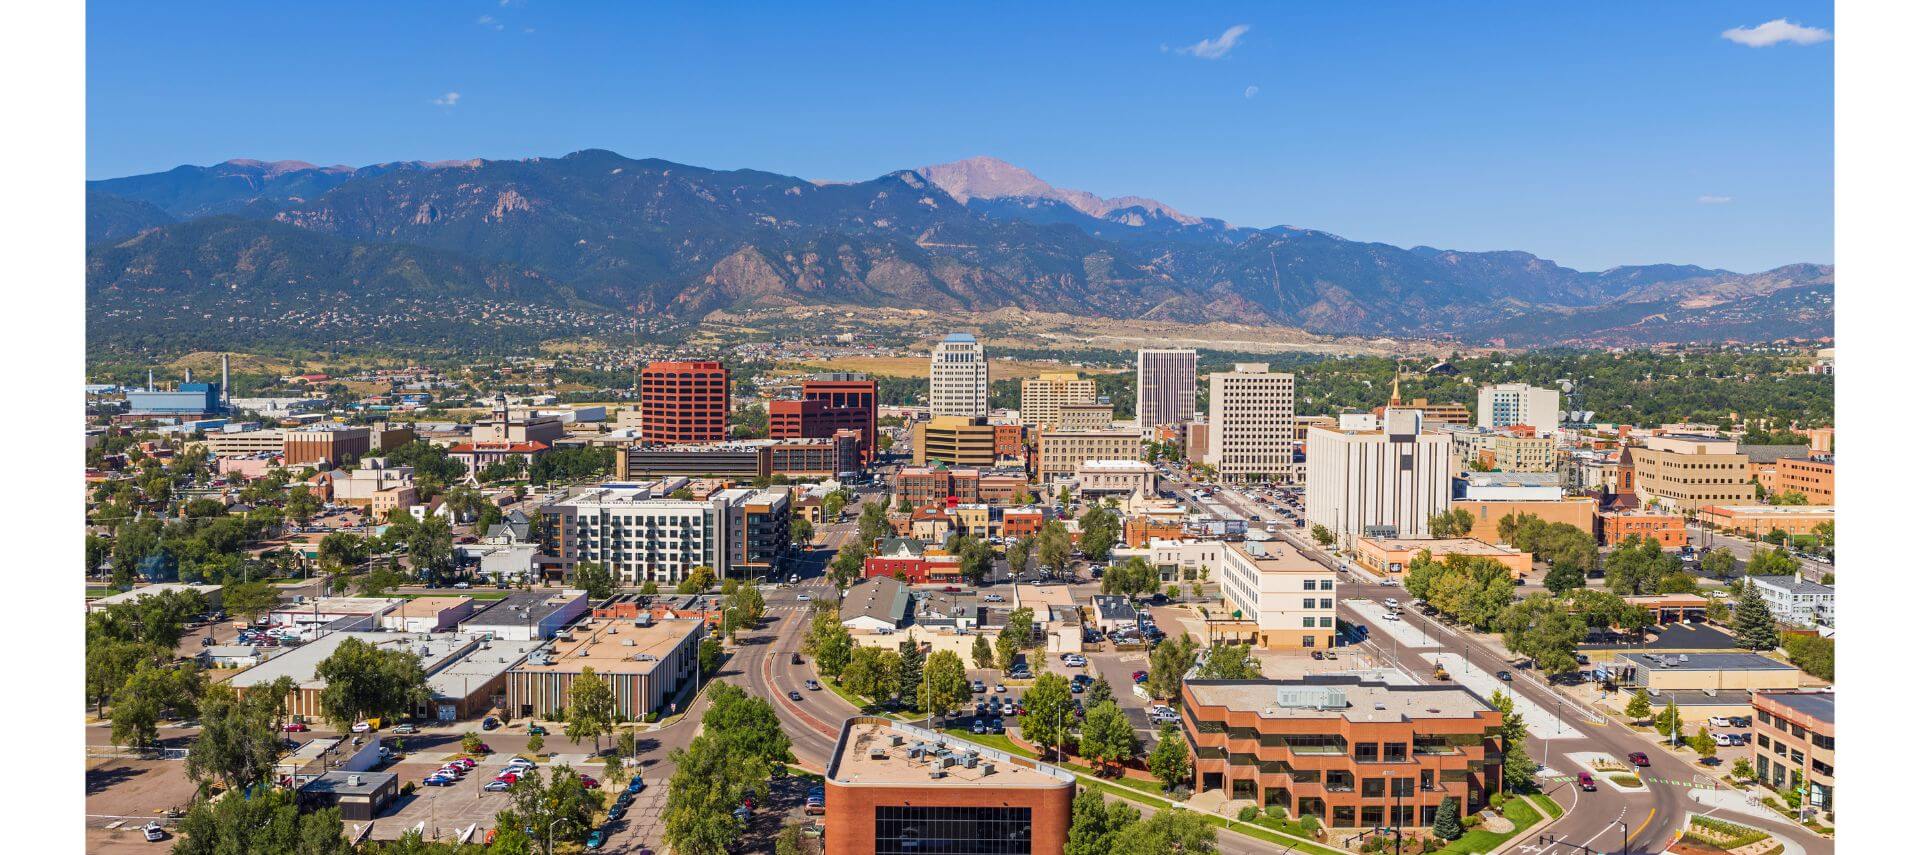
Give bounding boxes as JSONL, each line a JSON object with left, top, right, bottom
{"left": 126, "top": 381, "right": 226, "bottom": 417}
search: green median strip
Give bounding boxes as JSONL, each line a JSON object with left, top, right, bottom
{"left": 1529, "top": 793, "right": 1565, "bottom": 820}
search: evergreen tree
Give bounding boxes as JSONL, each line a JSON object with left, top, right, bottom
{"left": 1431, "top": 796, "right": 1464, "bottom": 841}
{"left": 971, "top": 635, "right": 994, "bottom": 670}
{"left": 1733, "top": 582, "right": 1780, "bottom": 650}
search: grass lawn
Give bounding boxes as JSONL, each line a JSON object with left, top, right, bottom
{"left": 1439, "top": 796, "right": 1543, "bottom": 854}
{"left": 1530, "top": 793, "right": 1565, "bottom": 819}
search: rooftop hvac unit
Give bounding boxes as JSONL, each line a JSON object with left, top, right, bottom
{"left": 622, "top": 639, "right": 636, "bottom": 646}
{"left": 929, "top": 769, "right": 945, "bottom": 779}
{"left": 963, "top": 755, "right": 978, "bottom": 768}
{"left": 347, "top": 775, "right": 362, "bottom": 787}
{"left": 979, "top": 763, "right": 994, "bottom": 776}
{"left": 888, "top": 735, "right": 904, "bottom": 747}
{"left": 868, "top": 748, "right": 887, "bottom": 760}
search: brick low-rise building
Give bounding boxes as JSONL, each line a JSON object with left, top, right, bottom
{"left": 1181, "top": 678, "right": 1504, "bottom": 830}
{"left": 1596, "top": 510, "right": 1687, "bottom": 547}
{"left": 1752, "top": 690, "right": 1834, "bottom": 811}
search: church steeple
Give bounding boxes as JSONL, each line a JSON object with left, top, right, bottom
{"left": 1389, "top": 372, "right": 1403, "bottom": 407}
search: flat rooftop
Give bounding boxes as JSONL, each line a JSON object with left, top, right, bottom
{"left": 428, "top": 637, "right": 544, "bottom": 699}
{"left": 1185, "top": 678, "right": 1493, "bottom": 722}
{"left": 391, "top": 596, "right": 473, "bottom": 618}
{"left": 514, "top": 617, "right": 702, "bottom": 676}
{"left": 231, "top": 631, "right": 476, "bottom": 691}
{"left": 464, "top": 589, "right": 586, "bottom": 628}
{"left": 1756, "top": 690, "right": 1835, "bottom": 725}
{"left": 1226, "top": 540, "right": 1322, "bottom": 573}
{"left": 827, "top": 718, "right": 1073, "bottom": 789}
{"left": 272, "top": 597, "right": 404, "bottom": 617}
{"left": 1620, "top": 652, "right": 1798, "bottom": 672}
{"left": 300, "top": 770, "right": 397, "bottom": 797}
{"left": 1361, "top": 537, "right": 1521, "bottom": 556}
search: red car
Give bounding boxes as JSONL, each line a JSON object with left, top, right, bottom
{"left": 1577, "top": 772, "right": 1596, "bottom": 791}
{"left": 1627, "top": 752, "right": 1651, "bottom": 768}
{"left": 471, "top": 743, "right": 492, "bottom": 754}
{"left": 284, "top": 722, "right": 309, "bottom": 732}
{"left": 581, "top": 776, "right": 601, "bottom": 789}
{"left": 1131, "top": 671, "right": 1149, "bottom": 683}
{"left": 494, "top": 772, "right": 520, "bottom": 785}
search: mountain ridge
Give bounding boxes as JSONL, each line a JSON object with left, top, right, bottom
{"left": 84, "top": 149, "right": 1833, "bottom": 349}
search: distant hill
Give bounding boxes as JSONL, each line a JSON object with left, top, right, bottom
{"left": 85, "top": 149, "right": 1833, "bottom": 349}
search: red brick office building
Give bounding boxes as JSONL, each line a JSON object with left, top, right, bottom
{"left": 640, "top": 361, "right": 730, "bottom": 446}
{"left": 772, "top": 374, "right": 878, "bottom": 464}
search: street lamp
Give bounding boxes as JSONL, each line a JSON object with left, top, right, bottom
{"left": 543, "top": 816, "right": 581, "bottom": 855}
{"left": 1617, "top": 818, "right": 1629, "bottom": 855}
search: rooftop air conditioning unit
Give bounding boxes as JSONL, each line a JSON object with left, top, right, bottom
{"left": 980, "top": 763, "right": 994, "bottom": 776}
{"left": 347, "top": 775, "right": 362, "bottom": 787}
{"left": 869, "top": 748, "right": 887, "bottom": 760}
{"left": 929, "top": 769, "right": 945, "bottom": 779}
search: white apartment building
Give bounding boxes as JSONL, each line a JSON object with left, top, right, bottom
{"left": 1110, "top": 538, "right": 1224, "bottom": 582}
{"left": 929, "top": 333, "right": 989, "bottom": 418}
{"left": 1019, "top": 372, "right": 1096, "bottom": 428}
{"left": 1304, "top": 408, "right": 1452, "bottom": 547}
{"left": 1136, "top": 348, "right": 1197, "bottom": 431}
{"left": 1477, "top": 383, "right": 1560, "bottom": 433}
{"left": 1748, "top": 574, "right": 1836, "bottom": 628}
{"left": 328, "top": 457, "right": 416, "bottom": 505}
{"left": 205, "top": 428, "right": 286, "bottom": 456}
{"left": 1218, "top": 541, "right": 1338, "bottom": 649}
{"left": 547, "top": 483, "right": 740, "bottom": 584}
{"left": 1205, "top": 363, "right": 1298, "bottom": 484}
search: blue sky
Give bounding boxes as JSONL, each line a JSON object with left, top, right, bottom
{"left": 86, "top": 2, "right": 1833, "bottom": 272}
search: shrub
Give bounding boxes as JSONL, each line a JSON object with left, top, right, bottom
{"left": 1488, "top": 791, "right": 1508, "bottom": 809}
{"left": 1463, "top": 814, "right": 1483, "bottom": 828}
{"left": 1237, "top": 806, "right": 1260, "bottom": 822}
{"left": 643, "top": 711, "right": 660, "bottom": 723}
{"left": 1265, "top": 806, "right": 1288, "bottom": 820}
{"left": 1611, "top": 774, "right": 1644, "bottom": 787}
{"left": 401, "top": 782, "right": 416, "bottom": 797}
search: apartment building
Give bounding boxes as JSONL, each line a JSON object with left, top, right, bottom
{"left": 1207, "top": 363, "right": 1298, "bottom": 484}
{"left": 545, "top": 484, "right": 766, "bottom": 584}
{"left": 1627, "top": 435, "right": 1755, "bottom": 512}
{"left": 1477, "top": 383, "right": 1559, "bottom": 433}
{"left": 1752, "top": 690, "right": 1835, "bottom": 810}
{"left": 1218, "top": 540, "right": 1337, "bottom": 649}
{"left": 929, "top": 333, "right": 989, "bottom": 418}
{"left": 1376, "top": 398, "right": 1471, "bottom": 427}
{"left": 723, "top": 488, "right": 793, "bottom": 580}
{"left": 1748, "top": 574, "right": 1836, "bottom": 628}
{"left": 1036, "top": 428, "right": 1140, "bottom": 482}
{"left": 1181, "top": 678, "right": 1504, "bottom": 829}
{"left": 1056, "top": 402, "right": 1115, "bottom": 432}
{"left": 1490, "top": 434, "right": 1555, "bottom": 473}
{"left": 1136, "top": 348, "right": 1198, "bottom": 431}
{"left": 1304, "top": 409, "right": 1452, "bottom": 547}
{"left": 912, "top": 416, "right": 998, "bottom": 467}
{"left": 639, "top": 360, "right": 731, "bottom": 446}
{"left": 1019, "top": 372, "right": 1096, "bottom": 428}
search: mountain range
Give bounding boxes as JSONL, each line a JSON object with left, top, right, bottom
{"left": 86, "top": 150, "right": 1833, "bottom": 350}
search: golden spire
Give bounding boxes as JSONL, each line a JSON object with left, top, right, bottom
{"left": 1389, "top": 371, "right": 1403, "bottom": 407}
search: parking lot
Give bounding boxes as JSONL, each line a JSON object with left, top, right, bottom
{"left": 368, "top": 759, "right": 512, "bottom": 842}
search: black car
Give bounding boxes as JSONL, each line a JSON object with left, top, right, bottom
{"left": 1496, "top": 671, "right": 1513, "bottom": 682}
{"left": 791, "top": 653, "right": 803, "bottom": 665}
{"left": 788, "top": 690, "right": 802, "bottom": 701}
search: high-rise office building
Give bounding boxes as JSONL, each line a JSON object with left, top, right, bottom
{"left": 929, "top": 333, "right": 989, "bottom": 418}
{"left": 640, "top": 360, "right": 731, "bottom": 446}
{"left": 1136, "top": 348, "right": 1197, "bottom": 431}
{"left": 1205, "top": 363, "right": 1297, "bottom": 484}
{"left": 771, "top": 373, "right": 878, "bottom": 463}
{"left": 1476, "top": 383, "right": 1560, "bottom": 433}
{"left": 1018, "top": 372, "right": 1095, "bottom": 428}
{"left": 1304, "top": 408, "right": 1452, "bottom": 547}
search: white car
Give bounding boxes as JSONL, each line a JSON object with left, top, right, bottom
{"left": 1147, "top": 705, "right": 1181, "bottom": 724}
{"left": 1712, "top": 732, "right": 1737, "bottom": 747}
{"left": 1384, "top": 598, "right": 1399, "bottom": 609}
{"left": 797, "top": 593, "right": 811, "bottom": 601}
{"left": 505, "top": 758, "right": 535, "bottom": 770}
{"left": 143, "top": 822, "right": 167, "bottom": 842}
{"left": 351, "top": 721, "right": 373, "bottom": 733}
{"left": 1061, "top": 654, "right": 1087, "bottom": 667}
{"left": 1382, "top": 611, "right": 1400, "bottom": 621}
{"left": 1707, "top": 716, "right": 1734, "bottom": 728}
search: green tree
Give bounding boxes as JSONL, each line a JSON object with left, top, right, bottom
{"left": 1078, "top": 505, "right": 1121, "bottom": 562}
{"left": 1431, "top": 796, "right": 1464, "bottom": 841}
{"left": 1066, "top": 788, "right": 1141, "bottom": 855}
{"left": 173, "top": 787, "right": 349, "bottom": 855}
{"left": 313, "top": 637, "right": 429, "bottom": 730}
{"left": 498, "top": 765, "right": 601, "bottom": 853}
{"left": 920, "top": 650, "right": 972, "bottom": 720}
{"left": 1427, "top": 509, "right": 1475, "bottom": 538}
{"left": 1654, "top": 697, "right": 1684, "bottom": 740}
{"left": 1035, "top": 520, "right": 1074, "bottom": 579}
{"left": 1311, "top": 524, "right": 1334, "bottom": 547}
{"left": 112, "top": 661, "right": 204, "bottom": 750}
{"left": 1691, "top": 726, "right": 1718, "bottom": 759}
{"left": 317, "top": 531, "right": 369, "bottom": 573}
{"left": 858, "top": 501, "right": 892, "bottom": 547}
{"left": 186, "top": 681, "right": 288, "bottom": 795}
{"left": 1625, "top": 689, "right": 1652, "bottom": 723}
{"left": 662, "top": 733, "right": 770, "bottom": 855}
{"left": 828, "top": 540, "right": 868, "bottom": 589}
{"left": 790, "top": 516, "right": 815, "bottom": 546}
{"left": 1543, "top": 561, "right": 1587, "bottom": 595}
{"left": 1146, "top": 634, "right": 1199, "bottom": 700}
{"left": 1782, "top": 633, "right": 1834, "bottom": 681}
{"left": 573, "top": 561, "right": 616, "bottom": 600}
{"left": 1490, "top": 690, "right": 1534, "bottom": 792}
{"left": 1101, "top": 556, "right": 1160, "bottom": 599}
{"left": 1079, "top": 701, "right": 1138, "bottom": 774}
{"left": 698, "top": 637, "right": 725, "bottom": 677}
{"left": 813, "top": 625, "right": 853, "bottom": 679}
{"left": 1006, "top": 536, "right": 1033, "bottom": 578}
{"left": 1746, "top": 547, "right": 1801, "bottom": 578}
{"left": 895, "top": 642, "right": 926, "bottom": 711}
{"left": 1732, "top": 582, "right": 1780, "bottom": 651}
{"left": 840, "top": 646, "right": 898, "bottom": 701}
{"left": 1195, "top": 644, "right": 1263, "bottom": 680}
{"left": 564, "top": 667, "right": 617, "bottom": 752}
{"left": 1604, "top": 535, "right": 1677, "bottom": 596}
{"left": 285, "top": 486, "right": 320, "bottom": 525}
{"left": 1698, "top": 547, "right": 1740, "bottom": 580}
{"left": 1084, "top": 676, "right": 1116, "bottom": 707}
{"left": 996, "top": 607, "right": 1035, "bottom": 672}
{"left": 1495, "top": 594, "right": 1585, "bottom": 675}
{"left": 1019, "top": 673, "right": 1075, "bottom": 758}
{"left": 701, "top": 682, "right": 792, "bottom": 766}
{"left": 971, "top": 634, "right": 994, "bottom": 670}
{"left": 677, "top": 564, "right": 718, "bottom": 594}
{"left": 527, "top": 731, "right": 545, "bottom": 755}
{"left": 1147, "top": 723, "right": 1192, "bottom": 792}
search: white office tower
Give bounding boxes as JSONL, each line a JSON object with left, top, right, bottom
{"left": 1136, "top": 348, "right": 1198, "bottom": 431}
{"left": 1477, "top": 383, "right": 1560, "bottom": 433}
{"left": 1304, "top": 408, "right": 1452, "bottom": 547}
{"left": 1205, "top": 363, "right": 1298, "bottom": 484}
{"left": 929, "top": 333, "right": 989, "bottom": 418}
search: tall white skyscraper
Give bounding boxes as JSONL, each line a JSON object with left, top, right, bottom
{"left": 929, "top": 333, "right": 989, "bottom": 418}
{"left": 1205, "top": 362, "right": 1298, "bottom": 484}
{"left": 1477, "top": 383, "right": 1561, "bottom": 433}
{"left": 1304, "top": 408, "right": 1452, "bottom": 547}
{"left": 1136, "top": 348, "right": 1197, "bottom": 431}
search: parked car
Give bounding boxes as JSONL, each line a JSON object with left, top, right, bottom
{"left": 627, "top": 777, "right": 646, "bottom": 794}
{"left": 350, "top": 721, "right": 373, "bottom": 733}
{"left": 481, "top": 717, "right": 501, "bottom": 731}
{"left": 143, "top": 822, "right": 167, "bottom": 842}
{"left": 1132, "top": 670, "right": 1149, "bottom": 683}
{"left": 526, "top": 724, "right": 547, "bottom": 736}
{"left": 1729, "top": 716, "right": 1752, "bottom": 728}
{"left": 1496, "top": 671, "right": 1513, "bottom": 682}
{"left": 797, "top": 594, "right": 811, "bottom": 602}
{"left": 989, "top": 718, "right": 1005, "bottom": 734}
{"left": 493, "top": 772, "right": 520, "bottom": 785}
{"left": 585, "top": 830, "right": 607, "bottom": 850}
{"left": 393, "top": 723, "right": 418, "bottom": 734}
{"left": 581, "top": 776, "right": 600, "bottom": 789}
{"left": 607, "top": 804, "right": 628, "bottom": 822}
{"left": 1577, "top": 772, "right": 1596, "bottom": 791}
{"left": 506, "top": 758, "right": 536, "bottom": 770}
{"left": 1311, "top": 650, "right": 1324, "bottom": 661}
{"left": 1707, "top": 716, "right": 1734, "bottom": 728}
{"left": 1712, "top": 732, "right": 1737, "bottom": 747}
{"left": 971, "top": 719, "right": 988, "bottom": 734}
{"left": 1627, "top": 752, "right": 1651, "bottom": 768}
{"left": 284, "top": 722, "right": 309, "bottom": 732}
{"left": 424, "top": 775, "right": 456, "bottom": 787}
{"left": 484, "top": 779, "right": 511, "bottom": 792}
{"left": 971, "top": 680, "right": 986, "bottom": 693}
{"left": 995, "top": 684, "right": 1007, "bottom": 693}
{"left": 791, "top": 653, "right": 803, "bottom": 665}
{"left": 1147, "top": 705, "right": 1180, "bottom": 724}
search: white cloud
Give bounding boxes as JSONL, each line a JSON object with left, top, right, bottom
{"left": 1178, "top": 24, "right": 1250, "bottom": 60}
{"left": 432, "top": 92, "right": 461, "bottom": 107}
{"left": 477, "top": 14, "right": 504, "bottom": 31}
{"left": 1697, "top": 195, "right": 1734, "bottom": 205}
{"left": 1244, "top": 85, "right": 1260, "bottom": 99}
{"left": 1722, "top": 19, "right": 1831, "bottom": 47}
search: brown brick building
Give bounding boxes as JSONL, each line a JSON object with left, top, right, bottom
{"left": 639, "top": 360, "right": 730, "bottom": 446}
{"left": 1752, "top": 689, "right": 1834, "bottom": 811}
{"left": 283, "top": 425, "right": 371, "bottom": 467}
{"left": 824, "top": 717, "right": 1075, "bottom": 855}
{"left": 1596, "top": 510, "right": 1688, "bottom": 547}
{"left": 772, "top": 374, "right": 878, "bottom": 463}
{"left": 1181, "top": 678, "right": 1504, "bottom": 830}
{"left": 1775, "top": 456, "right": 1835, "bottom": 505}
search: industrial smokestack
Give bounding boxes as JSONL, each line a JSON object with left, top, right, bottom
{"left": 147, "top": 370, "right": 154, "bottom": 392}
{"left": 184, "top": 368, "right": 192, "bottom": 384}
{"left": 222, "top": 354, "right": 231, "bottom": 406}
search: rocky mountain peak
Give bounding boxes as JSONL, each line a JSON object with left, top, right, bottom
{"left": 918, "top": 156, "right": 1200, "bottom": 225}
